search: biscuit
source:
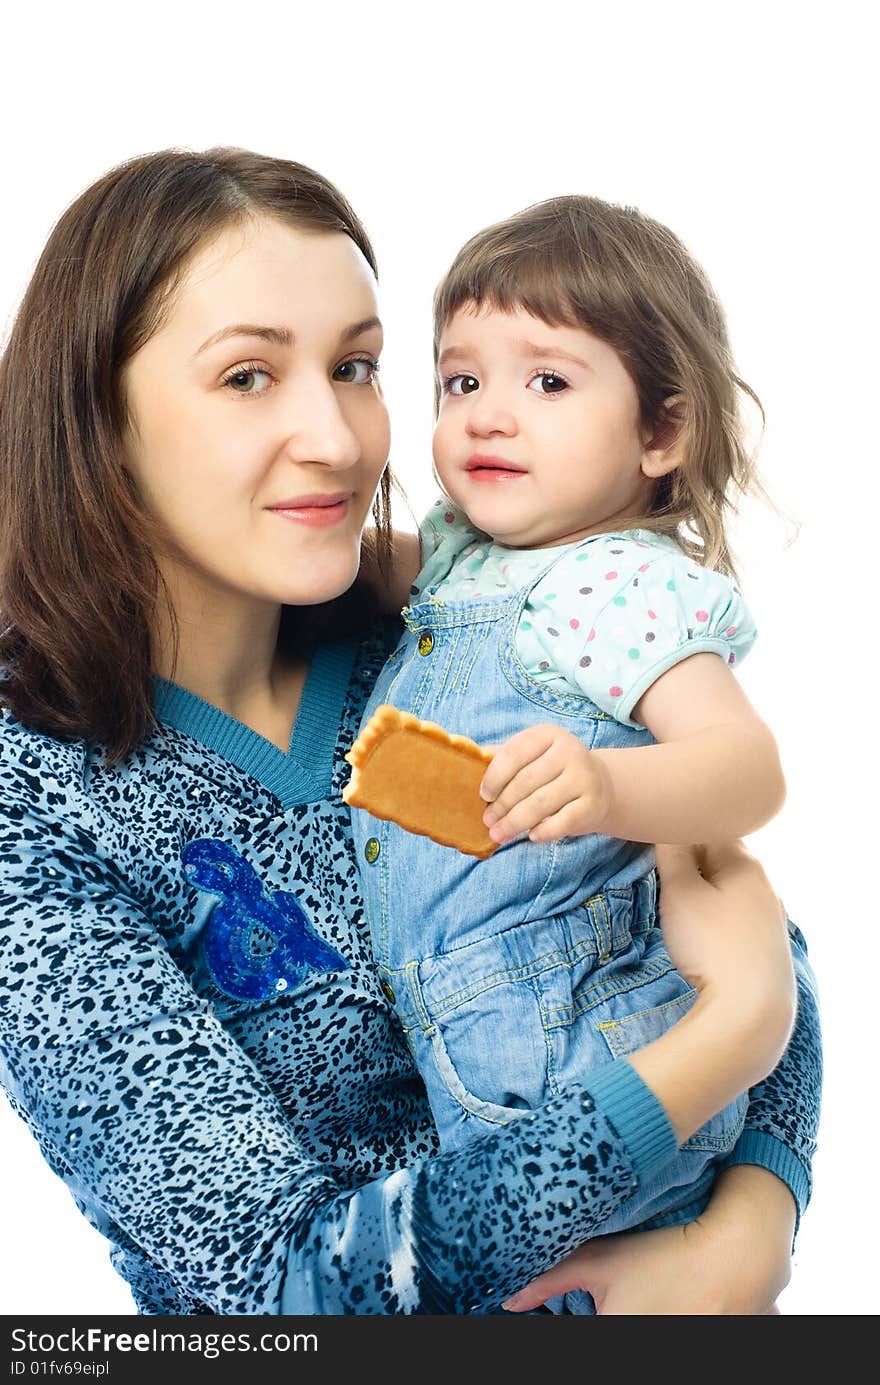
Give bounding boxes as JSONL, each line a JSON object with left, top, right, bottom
{"left": 343, "top": 704, "right": 497, "bottom": 859}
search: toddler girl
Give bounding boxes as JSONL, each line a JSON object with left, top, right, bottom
{"left": 350, "top": 196, "right": 786, "bottom": 1312}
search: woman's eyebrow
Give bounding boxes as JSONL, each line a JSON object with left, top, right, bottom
{"left": 193, "top": 316, "right": 382, "bottom": 358}
{"left": 193, "top": 324, "right": 292, "bottom": 357}
{"left": 341, "top": 315, "right": 383, "bottom": 342}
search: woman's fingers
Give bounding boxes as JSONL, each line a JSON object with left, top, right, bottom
{"left": 501, "top": 1251, "right": 596, "bottom": 1312}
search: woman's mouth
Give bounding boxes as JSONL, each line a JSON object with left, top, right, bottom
{"left": 266, "top": 493, "right": 352, "bottom": 527}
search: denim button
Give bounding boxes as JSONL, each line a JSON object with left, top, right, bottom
{"left": 364, "top": 838, "right": 380, "bottom": 864}
{"left": 418, "top": 632, "right": 434, "bottom": 656}
{"left": 380, "top": 979, "right": 396, "bottom": 1004}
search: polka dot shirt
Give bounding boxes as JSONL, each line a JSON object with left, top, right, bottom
{"left": 411, "top": 501, "right": 757, "bottom": 727}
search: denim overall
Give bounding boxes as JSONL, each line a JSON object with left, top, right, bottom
{"left": 351, "top": 538, "right": 748, "bottom": 1277}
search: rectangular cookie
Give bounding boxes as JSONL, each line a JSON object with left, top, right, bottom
{"left": 343, "top": 704, "right": 497, "bottom": 860}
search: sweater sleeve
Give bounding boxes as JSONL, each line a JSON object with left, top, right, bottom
{"left": 0, "top": 755, "right": 676, "bottom": 1315}
{"left": 721, "top": 921, "right": 822, "bottom": 1241}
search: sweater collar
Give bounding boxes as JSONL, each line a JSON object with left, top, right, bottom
{"left": 152, "top": 637, "right": 358, "bottom": 809}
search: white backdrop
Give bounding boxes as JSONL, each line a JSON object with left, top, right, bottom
{"left": 0, "top": 0, "right": 875, "bottom": 1316}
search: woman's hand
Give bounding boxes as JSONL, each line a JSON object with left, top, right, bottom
{"left": 479, "top": 724, "right": 613, "bottom": 844}
{"left": 502, "top": 1166, "right": 796, "bottom": 1315}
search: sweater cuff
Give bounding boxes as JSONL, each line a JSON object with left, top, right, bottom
{"left": 720, "top": 1131, "right": 811, "bottom": 1240}
{"left": 585, "top": 1059, "right": 677, "bottom": 1181}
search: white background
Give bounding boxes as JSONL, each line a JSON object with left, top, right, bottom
{"left": 1, "top": 0, "right": 876, "bottom": 1316}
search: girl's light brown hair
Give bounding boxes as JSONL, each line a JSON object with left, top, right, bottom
{"left": 0, "top": 147, "right": 393, "bottom": 764}
{"left": 434, "top": 194, "right": 765, "bottom": 578}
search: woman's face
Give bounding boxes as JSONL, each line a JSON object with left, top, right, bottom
{"left": 123, "top": 216, "right": 390, "bottom": 610}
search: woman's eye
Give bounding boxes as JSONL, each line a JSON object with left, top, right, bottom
{"left": 222, "top": 365, "right": 273, "bottom": 395}
{"left": 445, "top": 375, "right": 480, "bottom": 396}
{"left": 527, "top": 371, "right": 568, "bottom": 395}
{"left": 333, "top": 357, "right": 380, "bottom": 385}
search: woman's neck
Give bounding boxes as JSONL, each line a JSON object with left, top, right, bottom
{"left": 152, "top": 563, "right": 305, "bottom": 746}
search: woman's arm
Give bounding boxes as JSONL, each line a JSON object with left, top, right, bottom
{"left": 502, "top": 916, "right": 821, "bottom": 1314}
{"left": 502, "top": 1164, "right": 796, "bottom": 1315}
{"left": 0, "top": 746, "right": 792, "bottom": 1314}
{"left": 358, "top": 526, "right": 422, "bottom": 614}
{"left": 617, "top": 842, "right": 795, "bottom": 1141}
{"left": 721, "top": 917, "right": 821, "bottom": 1234}
{"left": 286, "top": 840, "right": 795, "bottom": 1312}
{"left": 481, "top": 655, "right": 785, "bottom": 847}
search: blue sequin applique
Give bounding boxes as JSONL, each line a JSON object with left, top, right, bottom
{"left": 182, "top": 838, "right": 349, "bottom": 1000}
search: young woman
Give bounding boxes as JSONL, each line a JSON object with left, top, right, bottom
{"left": 0, "top": 148, "right": 819, "bottom": 1315}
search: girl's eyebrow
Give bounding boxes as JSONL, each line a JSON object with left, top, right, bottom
{"left": 193, "top": 316, "right": 382, "bottom": 358}
{"left": 512, "top": 338, "right": 590, "bottom": 370}
{"left": 437, "top": 344, "right": 471, "bottom": 370}
{"left": 437, "top": 338, "right": 589, "bottom": 371}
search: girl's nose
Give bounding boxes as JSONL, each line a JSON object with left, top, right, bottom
{"left": 464, "top": 387, "right": 517, "bottom": 438}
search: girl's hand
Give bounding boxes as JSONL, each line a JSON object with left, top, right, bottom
{"left": 502, "top": 1167, "right": 795, "bottom": 1316}
{"left": 479, "top": 725, "right": 613, "bottom": 844}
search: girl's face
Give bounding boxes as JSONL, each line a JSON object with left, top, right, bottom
{"left": 124, "top": 217, "right": 389, "bottom": 610}
{"left": 433, "top": 303, "right": 669, "bottom": 548}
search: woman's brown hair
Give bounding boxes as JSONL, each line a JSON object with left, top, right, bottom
{"left": 0, "top": 147, "right": 393, "bottom": 763}
{"left": 434, "top": 194, "right": 766, "bottom": 578}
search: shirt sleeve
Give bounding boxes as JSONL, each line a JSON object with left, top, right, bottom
{"left": 409, "top": 498, "right": 484, "bottom": 599}
{"left": 527, "top": 538, "right": 757, "bottom": 727}
{"left": 0, "top": 748, "right": 677, "bottom": 1316}
{"left": 721, "top": 921, "right": 822, "bottom": 1243}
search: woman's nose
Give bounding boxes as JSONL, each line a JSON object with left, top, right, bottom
{"left": 279, "top": 379, "right": 362, "bottom": 468}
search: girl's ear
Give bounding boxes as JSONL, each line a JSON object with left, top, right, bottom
{"left": 641, "top": 395, "right": 687, "bottom": 479}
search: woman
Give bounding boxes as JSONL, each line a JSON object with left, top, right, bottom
{"left": 0, "top": 148, "right": 819, "bottom": 1315}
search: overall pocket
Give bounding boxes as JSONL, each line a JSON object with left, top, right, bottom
{"left": 422, "top": 974, "right": 552, "bottom": 1125}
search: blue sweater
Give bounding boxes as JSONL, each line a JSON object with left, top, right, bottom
{"left": 0, "top": 621, "right": 820, "bottom": 1314}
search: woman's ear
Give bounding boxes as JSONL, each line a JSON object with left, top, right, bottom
{"left": 641, "top": 395, "right": 687, "bottom": 479}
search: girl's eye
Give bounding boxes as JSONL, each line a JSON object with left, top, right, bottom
{"left": 222, "top": 364, "right": 274, "bottom": 396}
{"left": 527, "top": 371, "right": 569, "bottom": 395}
{"left": 444, "top": 374, "right": 480, "bottom": 397}
{"left": 333, "top": 357, "right": 380, "bottom": 385}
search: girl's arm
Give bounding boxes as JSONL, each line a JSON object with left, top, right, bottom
{"left": 481, "top": 654, "right": 785, "bottom": 846}
{"left": 595, "top": 651, "right": 785, "bottom": 843}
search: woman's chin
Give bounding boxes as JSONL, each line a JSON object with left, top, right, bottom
{"left": 273, "top": 557, "right": 361, "bottom": 609}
